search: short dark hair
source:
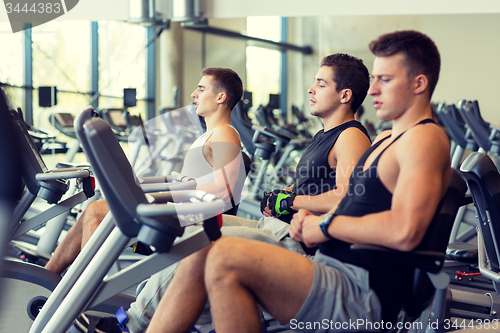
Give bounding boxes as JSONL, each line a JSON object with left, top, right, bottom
{"left": 320, "top": 53, "right": 370, "bottom": 114}
{"left": 369, "top": 30, "right": 441, "bottom": 98}
{"left": 201, "top": 67, "right": 243, "bottom": 110}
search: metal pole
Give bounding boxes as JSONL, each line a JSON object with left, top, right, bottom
{"left": 23, "top": 24, "right": 33, "bottom": 125}
{"left": 280, "top": 17, "right": 288, "bottom": 120}
{"left": 90, "top": 22, "right": 99, "bottom": 109}
{"left": 146, "top": 27, "right": 156, "bottom": 120}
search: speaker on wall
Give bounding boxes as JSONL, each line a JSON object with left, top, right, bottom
{"left": 38, "top": 86, "right": 58, "bottom": 107}
{"left": 124, "top": 88, "right": 137, "bottom": 107}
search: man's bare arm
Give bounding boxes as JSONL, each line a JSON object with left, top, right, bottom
{"left": 299, "top": 125, "right": 450, "bottom": 251}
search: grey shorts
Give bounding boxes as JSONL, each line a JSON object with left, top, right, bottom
{"left": 291, "top": 251, "right": 383, "bottom": 332}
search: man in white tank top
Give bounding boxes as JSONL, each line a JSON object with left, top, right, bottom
{"left": 45, "top": 68, "right": 245, "bottom": 275}
{"left": 178, "top": 68, "right": 246, "bottom": 214}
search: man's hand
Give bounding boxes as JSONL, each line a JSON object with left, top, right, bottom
{"left": 301, "top": 214, "right": 330, "bottom": 248}
{"left": 290, "top": 209, "right": 312, "bottom": 243}
{"left": 291, "top": 209, "right": 332, "bottom": 248}
{"left": 268, "top": 190, "right": 297, "bottom": 216}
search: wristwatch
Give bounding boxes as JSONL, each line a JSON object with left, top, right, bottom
{"left": 319, "top": 213, "right": 336, "bottom": 239}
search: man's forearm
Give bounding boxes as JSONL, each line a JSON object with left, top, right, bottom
{"left": 291, "top": 192, "right": 342, "bottom": 214}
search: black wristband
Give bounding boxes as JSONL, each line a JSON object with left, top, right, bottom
{"left": 319, "top": 213, "right": 335, "bottom": 239}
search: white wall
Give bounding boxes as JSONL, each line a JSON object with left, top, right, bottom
{"left": 424, "top": 14, "right": 500, "bottom": 125}
{"left": 181, "top": 18, "right": 247, "bottom": 106}
{"left": 287, "top": 14, "right": 500, "bottom": 126}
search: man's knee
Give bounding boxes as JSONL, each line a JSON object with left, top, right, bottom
{"left": 205, "top": 237, "right": 248, "bottom": 287}
{"left": 84, "top": 200, "right": 109, "bottom": 227}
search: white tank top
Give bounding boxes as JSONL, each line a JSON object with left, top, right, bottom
{"left": 180, "top": 125, "right": 245, "bottom": 211}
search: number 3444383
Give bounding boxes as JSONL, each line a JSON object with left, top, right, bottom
{"left": 443, "top": 319, "right": 499, "bottom": 330}
{"left": 5, "top": 3, "right": 62, "bottom": 14}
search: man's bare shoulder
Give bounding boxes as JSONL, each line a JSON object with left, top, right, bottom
{"left": 396, "top": 123, "right": 450, "bottom": 166}
{"left": 210, "top": 125, "right": 241, "bottom": 146}
{"left": 401, "top": 123, "right": 449, "bottom": 149}
{"left": 338, "top": 125, "right": 371, "bottom": 140}
{"left": 334, "top": 126, "right": 372, "bottom": 151}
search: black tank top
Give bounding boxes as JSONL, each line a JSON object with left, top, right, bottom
{"left": 294, "top": 120, "right": 370, "bottom": 196}
{"left": 318, "top": 118, "right": 436, "bottom": 323}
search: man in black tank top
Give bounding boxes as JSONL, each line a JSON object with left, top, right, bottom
{"left": 261, "top": 53, "right": 372, "bottom": 222}
{"left": 168, "top": 30, "right": 451, "bottom": 333}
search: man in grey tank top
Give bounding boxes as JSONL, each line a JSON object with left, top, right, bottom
{"left": 143, "top": 31, "right": 451, "bottom": 333}
{"left": 46, "top": 67, "right": 244, "bottom": 275}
